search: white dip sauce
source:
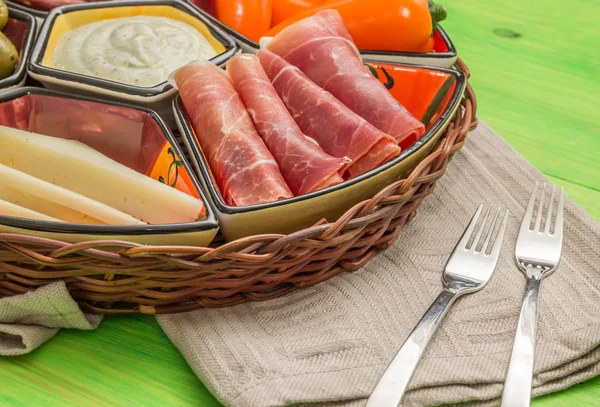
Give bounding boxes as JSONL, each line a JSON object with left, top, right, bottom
{"left": 52, "top": 16, "right": 218, "bottom": 87}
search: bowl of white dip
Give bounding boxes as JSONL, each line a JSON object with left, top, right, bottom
{"left": 27, "top": 0, "right": 238, "bottom": 123}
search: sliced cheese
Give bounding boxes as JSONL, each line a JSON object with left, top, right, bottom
{"left": 0, "top": 199, "right": 63, "bottom": 223}
{"left": 0, "top": 126, "right": 205, "bottom": 224}
{"left": 0, "top": 164, "right": 146, "bottom": 225}
{"left": 1, "top": 183, "right": 105, "bottom": 225}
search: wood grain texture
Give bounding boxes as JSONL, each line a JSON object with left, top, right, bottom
{"left": 442, "top": 0, "right": 600, "bottom": 221}
{"left": 0, "top": 0, "right": 598, "bottom": 406}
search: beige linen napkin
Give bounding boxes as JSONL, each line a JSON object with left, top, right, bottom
{"left": 158, "top": 122, "right": 600, "bottom": 407}
{"left": 0, "top": 282, "right": 102, "bottom": 355}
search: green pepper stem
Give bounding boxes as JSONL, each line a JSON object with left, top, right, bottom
{"left": 428, "top": 0, "right": 447, "bottom": 32}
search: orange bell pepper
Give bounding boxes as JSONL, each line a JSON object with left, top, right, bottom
{"left": 214, "top": 0, "right": 273, "bottom": 42}
{"left": 271, "top": 0, "right": 327, "bottom": 26}
{"left": 266, "top": 0, "right": 441, "bottom": 53}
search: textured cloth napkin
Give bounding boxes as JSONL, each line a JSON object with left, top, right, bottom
{"left": 158, "top": 123, "right": 600, "bottom": 407}
{"left": 0, "top": 282, "right": 101, "bottom": 356}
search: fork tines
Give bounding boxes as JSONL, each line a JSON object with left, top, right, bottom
{"left": 522, "top": 182, "right": 564, "bottom": 236}
{"left": 459, "top": 205, "right": 509, "bottom": 256}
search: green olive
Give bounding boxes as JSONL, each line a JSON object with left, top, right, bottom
{"left": 0, "top": 31, "right": 18, "bottom": 79}
{"left": 0, "top": 0, "right": 8, "bottom": 31}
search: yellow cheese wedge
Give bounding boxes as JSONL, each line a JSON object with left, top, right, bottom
{"left": 0, "top": 164, "right": 146, "bottom": 225}
{"left": 0, "top": 126, "right": 205, "bottom": 224}
{"left": 1, "top": 181, "right": 104, "bottom": 225}
{"left": 0, "top": 199, "right": 63, "bottom": 223}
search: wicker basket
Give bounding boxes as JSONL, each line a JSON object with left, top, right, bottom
{"left": 0, "top": 59, "right": 477, "bottom": 315}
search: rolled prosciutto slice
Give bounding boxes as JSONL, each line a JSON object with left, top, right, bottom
{"left": 173, "top": 60, "right": 293, "bottom": 206}
{"left": 258, "top": 49, "right": 401, "bottom": 178}
{"left": 227, "top": 54, "right": 350, "bottom": 195}
{"left": 266, "top": 10, "right": 425, "bottom": 149}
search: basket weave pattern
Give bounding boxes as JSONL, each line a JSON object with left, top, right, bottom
{"left": 0, "top": 60, "right": 477, "bottom": 314}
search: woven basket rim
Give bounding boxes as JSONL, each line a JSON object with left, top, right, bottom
{"left": 0, "top": 58, "right": 478, "bottom": 314}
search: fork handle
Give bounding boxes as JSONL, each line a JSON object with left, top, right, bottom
{"left": 501, "top": 277, "right": 542, "bottom": 407}
{"left": 366, "top": 288, "right": 460, "bottom": 407}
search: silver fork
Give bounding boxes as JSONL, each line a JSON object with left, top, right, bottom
{"left": 501, "top": 183, "right": 564, "bottom": 407}
{"left": 367, "top": 205, "right": 509, "bottom": 407}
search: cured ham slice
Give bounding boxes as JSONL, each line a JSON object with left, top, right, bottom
{"left": 226, "top": 54, "right": 351, "bottom": 195}
{"left": 173, "top": 60, "right": 293, "bottom": 206}
{"left": 258, "top": 49, "right": 401, "bottom": 178}
{"left": 266, "top": 10, "right": 425, "bottom": 149}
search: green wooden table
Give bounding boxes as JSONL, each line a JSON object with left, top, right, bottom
{"left": 1, "top": 0, "right": 599, "bottom": 405}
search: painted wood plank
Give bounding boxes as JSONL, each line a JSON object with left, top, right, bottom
{"left": 0, "top": 316, "right": 218, "bottom": 407}
{"left": 441, "top": 0, "right": 600, "bottom": 217}
{"left": 545, "top": 175, "right": 600, "bottom": 221}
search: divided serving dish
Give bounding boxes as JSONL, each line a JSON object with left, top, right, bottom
{"left": 0, "top": 62, "right": 476, "bottom": 312}
{"left": 0, "top": 5, "right": 36, "bottom": 94}
{"left": 5, "top": 0, "right": 48, "bottom": 22}
{"left": 0, "top": 86, "right": 219, "bottom": 246}
{"left": 27, "top": 0, "right": 238, "bottom": 123}
{"left": 175, "top": 61, "right": 466, "bottom": 241}
{"left": 0, "top": 1, "right": 477, "bottom": 313}
{"left": 6, "top": 0, "right": 49, "bottom": 20}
